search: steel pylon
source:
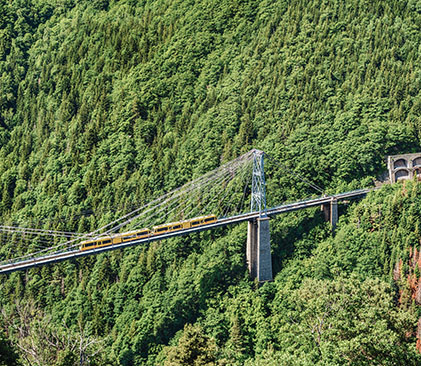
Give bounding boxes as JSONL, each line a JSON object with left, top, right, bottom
{"left": 251, "top": 149, "right": 267, "bottom": 215}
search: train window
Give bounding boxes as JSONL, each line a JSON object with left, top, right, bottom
{"left": 157, "top": 227, "right": 167, "bottom": 232}
{"left": 172, "top": 225, "right": 181, "bottom": 230}
{"left": 123, "top": 235, "right": 136, "bottom": 241}
{"left": 138, "top": 231, "right": 148, "bottom": 236}
{"left": 102, "top": 240, "right": 111, "bottom": 244}
{"left": 205, "top": 218, "right": 214, "bottom": 222}
{"left": 191, "top": 221, "right": 199, "bottom": 225}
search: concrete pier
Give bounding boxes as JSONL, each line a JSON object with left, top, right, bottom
{"left": 247, "top": 217, "right": 273, "bottom": 282}
{"left": 321, "top": 202, "right": 330, "bottom": 221}
{"left": 330, "top": 199, "right": 338, "bottom": 230}
{"left": 321, "top": 198, "right": 338, "bottom": 231}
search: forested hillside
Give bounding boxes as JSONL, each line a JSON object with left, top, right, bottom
{"left": 1, "top": 0, "right": 421, "bottom": 364}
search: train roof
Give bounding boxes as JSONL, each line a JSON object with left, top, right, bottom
{"left": 118, "top": 228, "right": 150, "bottom": 235}
{"left": 152, "top": 214, "right": 216, "bottom": 229}
{"left": 79, "top": 228, "right": 150, "bottom": 244}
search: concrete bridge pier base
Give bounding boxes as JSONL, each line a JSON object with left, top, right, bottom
{"left": 247, "top": 216, "right": 273, "bottom": 282}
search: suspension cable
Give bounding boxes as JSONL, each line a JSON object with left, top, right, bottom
{"left": 264, "top": 152, "right": 324, "bottom": 194}
{"left": 0, "top": 226, "right": 82, "bottom": 238}
{"left": 2, "top": 151, "right": 255, "bottom": 263}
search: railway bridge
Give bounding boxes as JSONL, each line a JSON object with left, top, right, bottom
{"left": 0, "top": 150, "right": 373, "bottom": 281}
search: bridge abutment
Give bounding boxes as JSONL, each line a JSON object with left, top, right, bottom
{"left": 247, "top": 217, "right": 273, "bottom": 282}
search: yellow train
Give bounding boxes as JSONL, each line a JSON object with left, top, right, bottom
{"left": 80, "top": 214, "right": 217, "bottom": 251}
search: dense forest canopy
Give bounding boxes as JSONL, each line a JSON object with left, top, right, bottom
{"left": 1, "top": 0, "right": 421, "bottom": 364}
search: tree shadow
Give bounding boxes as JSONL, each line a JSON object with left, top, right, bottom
{"left": 270, "top": 207, "right": 333, "bottom": 277}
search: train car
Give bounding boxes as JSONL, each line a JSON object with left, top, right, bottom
{"left": 152, "top": 214, "right": 217, "bottom": 235}
{"left": 153, "top": 220, "right": 190, "bottom": 235}
{"left": 80, "top": 228, "right": 151, "bottom": 251}
{"left": 118, "top": 228, "right": 151, "bottom": 243}
{"left": 189, "top": 214, "right": 217, "bottom": 227}
{"left": 80, "top": 236, "right": 114, "bottom": 251}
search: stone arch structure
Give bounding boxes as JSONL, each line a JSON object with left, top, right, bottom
{"left": 394, "top": 159, "right": 408, "bottom": 169}
{"left": 395, "top": 169, "right": 410, "bottom": 180}
{"left": 413, "top": 157, "right": 421, "bottom": 167}
{"left": 388, "top": 153, "right": 421, "bottom": 183}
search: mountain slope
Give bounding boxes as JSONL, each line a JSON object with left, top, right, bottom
{"left": 1, "top": 0, "right": 421, "bottom": 364}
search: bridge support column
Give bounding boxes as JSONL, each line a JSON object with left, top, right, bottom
{"left": 330, "top": 199, "right": 338, "bottom": 230}
{"left": 321, "top": 202, "right": 330, "bottom": 221}
{"left": 247, "top": 217, "right": 273, "bottom": 282}
{"left": 321, "top": 198, "right": 338, "bottom": 231}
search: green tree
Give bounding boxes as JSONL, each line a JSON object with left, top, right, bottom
{"left": 164, "top": 324, "right": 217, "bottom": 366}
{"left": 270, "top": 277, "right": 420, "bottom": 365}
{"left": 0, "top": 330, "right": 20, "bottom": 366}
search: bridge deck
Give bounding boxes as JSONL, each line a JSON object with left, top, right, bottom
{"left": 0, "top": 188, "right": 372, "bottom": 274}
